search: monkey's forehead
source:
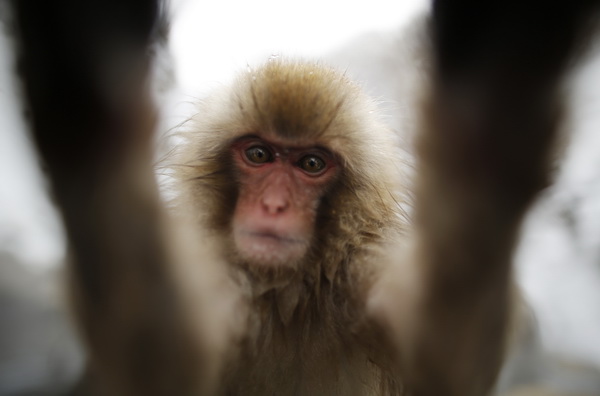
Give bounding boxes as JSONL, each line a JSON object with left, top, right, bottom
{"left": 233, "top": 60, "right": 366, "bottom": 141}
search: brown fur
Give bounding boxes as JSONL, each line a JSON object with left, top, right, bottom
{"left": 166, "top": 60, "right": 409, "bottom": 395}
{"left": 14, "top": 0, "right": 599, "bottom": 394}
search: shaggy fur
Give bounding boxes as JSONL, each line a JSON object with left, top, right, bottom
{"left": 166, "top": 60, "right": 409, "bottom": 395}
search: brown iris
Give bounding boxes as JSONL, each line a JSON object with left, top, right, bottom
{"left": 245, "top": 146, "right": 272, "bottom": 164}
{"left": 298, "top": 155, "right": 325, "bottom": 173}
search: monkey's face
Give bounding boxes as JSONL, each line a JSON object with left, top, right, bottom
{"left": 230, "top": 135, "right": 339, "bottom": 268}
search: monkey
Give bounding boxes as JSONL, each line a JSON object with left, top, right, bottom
{"left": 165, "top": 59, "right": 409, "bottom": 395}
{"left": 10, "top": 0, "right": 600, "bottom": 395}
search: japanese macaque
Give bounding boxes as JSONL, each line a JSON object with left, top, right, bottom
{"left": 167, "top": 60, "right": 408, "bottom": 394}
{"left": 10, "top": 0, "right": 600, "bottom": 396}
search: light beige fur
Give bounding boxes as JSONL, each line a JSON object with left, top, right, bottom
{"left": 166, "top": 59, "right": 410, "bottom": 395}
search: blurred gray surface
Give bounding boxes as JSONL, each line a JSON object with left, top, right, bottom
{"left": 0, "top": 253, "right": 83, "bottom": 396}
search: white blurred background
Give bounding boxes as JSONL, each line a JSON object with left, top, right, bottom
{"left": 1, "top": 0, "right": 600, "bottom": 394}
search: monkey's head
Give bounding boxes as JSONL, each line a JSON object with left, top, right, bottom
{"left": 170, "top": 60, "right": 406, "bottom": 279}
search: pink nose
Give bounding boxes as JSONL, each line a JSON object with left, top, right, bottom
{"left": 261, "top": 190, "right": 289, "bottom": 214}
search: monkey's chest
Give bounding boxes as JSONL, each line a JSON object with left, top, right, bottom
{"left": 222, "top": 315, "right": 396, "bottom": 396}
{"left": 225, "top": 339, "right": 379, "bottom": 395}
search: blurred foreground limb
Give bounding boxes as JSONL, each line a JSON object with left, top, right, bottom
{"left": 407, "top": 2, "right": 600, "bottom": 395}
{"left": 10, "top": 1, "right": 218, "bottom": 394}
{"left": 369, "top": 2, "right": 600, "bottom": 396}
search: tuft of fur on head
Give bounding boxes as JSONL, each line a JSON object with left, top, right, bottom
{"left": 164, "top": 59, "right": 409, "bottom": 290}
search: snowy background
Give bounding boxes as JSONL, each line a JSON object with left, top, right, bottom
{"left": 1, "top": 0, "right": 600, "bottom": 394}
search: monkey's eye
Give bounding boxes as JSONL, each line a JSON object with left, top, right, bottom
{"left": 245, "top": 146, "right": 272, "bottom": 164}
{"left": 298, "top": 155, "right": 326, "bottom": 174}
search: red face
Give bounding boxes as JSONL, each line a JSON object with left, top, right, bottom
{"left": 231, "top": 135, "right": 339, "bottom": 267}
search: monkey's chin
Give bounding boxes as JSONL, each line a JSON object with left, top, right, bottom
{"left": 233, "top": 230, "right": 308, "bottom": 268}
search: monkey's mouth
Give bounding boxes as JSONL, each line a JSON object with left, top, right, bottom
{"left": 246, "top": 231, "right": 303, "bottom": 244}
{"left": 234, "top": 229, "right": 308, "bottom": 266}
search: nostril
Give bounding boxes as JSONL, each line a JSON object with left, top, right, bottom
{"left": 261, "top": 194, "right": 289, "bottom": 214}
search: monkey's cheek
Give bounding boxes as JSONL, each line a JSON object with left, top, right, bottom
{"left": 233, "top": 231, "right": 308, "bottom": 267}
